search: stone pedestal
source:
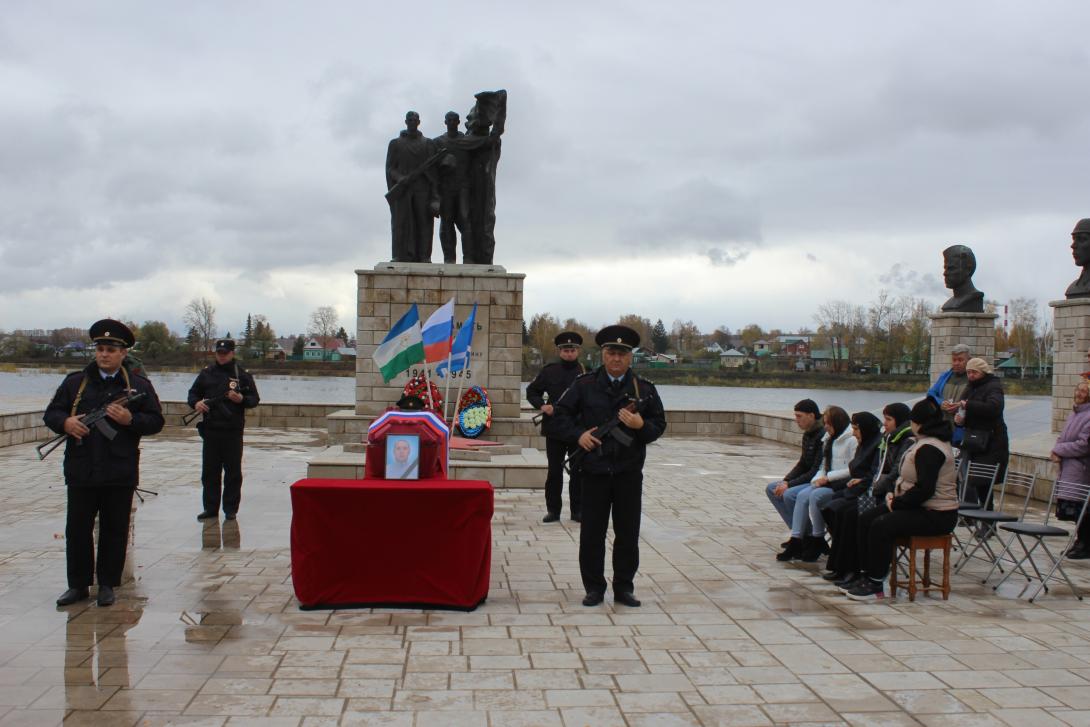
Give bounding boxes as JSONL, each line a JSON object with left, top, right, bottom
{"left": 1049, "top": 299, "right": 1090, "bottom": 433}
{"left": 355, "top": 262, "right": 524, "bottom": 419}
{"left": 928, "top": 312, "right": 998, "bottom": 385}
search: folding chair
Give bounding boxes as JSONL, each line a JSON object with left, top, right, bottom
{"left": 952, "top": 461, "right": 1001, "bottom": 553}
{"left": 955, "top": 470, "right": 1035, "bottom": 576}
{"left": 986, "top": 479, "right": 1090, "bottom": 602}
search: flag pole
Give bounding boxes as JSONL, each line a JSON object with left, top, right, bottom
{"left": 450, "top": 344, "right": 471, "bottom": 431}
{"left": 442, "top": 349, "right": 454, "bottom": 420}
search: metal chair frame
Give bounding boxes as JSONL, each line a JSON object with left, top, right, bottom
{"left": 985, "top": 479, "right": 1090, "bottom": 602}
{"left": 955, "top": 470, "right": 1036, "bottom": 575}
{"left": 952, "top": 461, "right": 1002, "bottom": 553}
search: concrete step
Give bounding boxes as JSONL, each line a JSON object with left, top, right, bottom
{"left": 307, "top": 445, "right": 547, "bottom": 489}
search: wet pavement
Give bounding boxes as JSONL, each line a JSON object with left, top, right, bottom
{"left": 1, "top": 428, "right": 1090, "bottom": 725}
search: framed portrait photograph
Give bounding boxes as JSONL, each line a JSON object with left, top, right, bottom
{"left": 386, "top": 434, "right": 420, "bottom": 480}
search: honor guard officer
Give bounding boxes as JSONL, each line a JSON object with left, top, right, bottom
{"left": 45, "top": 319, "right": 164, "bottom": 607}
{"left": 526, "top": 331, "right": 586, "bottom": 523}
{"left": 188, "top": 339, "right": 260, "bottom": 521}
{"left": 551, "top": 325, "right": 667, "bottom": 608}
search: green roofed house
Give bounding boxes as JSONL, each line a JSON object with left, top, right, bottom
{"left": 809, "top": 347, "right": 850, "bottom": 371}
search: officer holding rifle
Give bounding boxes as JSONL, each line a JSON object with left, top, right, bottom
{"left": 187, "top": 339, "right": 260, "bottom": 522}
{"left": 551, "top": 325, "right": 666, "bottom": 608}
{"left": 44, "top": 319, "right": 164, "bottom": 607}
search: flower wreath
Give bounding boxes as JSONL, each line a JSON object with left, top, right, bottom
{"left": 401, "top": 375, "right": 443, "bottom": 414}
{"left": 457, "top": 385, "right": 492, "bottom": 438}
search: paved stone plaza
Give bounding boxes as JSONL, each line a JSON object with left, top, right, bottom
{"left": 2, "top": 428, "right": 1090, "bottom": 726}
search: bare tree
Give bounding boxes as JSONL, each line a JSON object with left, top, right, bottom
{"left": 813, "top": 301, "right": 864, "bottom": 372}
{"left": 671, "top": 319, "right": 702, "bottom": 355}
{"left": 1007, "top": 297, "right": 1039, "bottom": 379}
{"left": 183, "top": 297, "right": 217, "bottom": 354}
{"left": 309, "top": 306, "right": 341, "bottom": 356}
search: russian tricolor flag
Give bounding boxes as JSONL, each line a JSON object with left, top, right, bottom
{"left": 421, "top": 297, "right": 455, "bottom": 363}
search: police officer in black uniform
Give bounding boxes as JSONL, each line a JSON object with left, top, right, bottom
{"left": 187, "top": 339, "right": 260, "bottom": 521}
{"left": 526, "top": 331, "right": 586, "bottom": 523}
{"left": 551, "top": 325, "right": 667, "bottom": 608}
{"left": 45, "top": 319, "right": 164, "bottom": 607}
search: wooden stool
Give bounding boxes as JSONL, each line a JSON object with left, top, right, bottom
{"left": 889, "top": 534, "right": 952, "bottom": 601}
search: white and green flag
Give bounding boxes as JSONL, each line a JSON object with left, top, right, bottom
{"left": 374, "top": 304, "right": 424, "bottom": 382}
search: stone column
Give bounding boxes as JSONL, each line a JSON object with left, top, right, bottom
{"left": 356, "top": 263, "right": 524, "bottom": 420}
{"left": 1049, "top": 299, "right": 1090, "bottom": 433}
{"left": 928, "top": 312, "right": 998, "bottom": 385}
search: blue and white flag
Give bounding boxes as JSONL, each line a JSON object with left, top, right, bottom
{"left": 435, "top": 303, "right": 477, "bottom": 378}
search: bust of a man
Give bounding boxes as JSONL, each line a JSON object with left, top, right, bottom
{"left": 941, "top": 244, "right": 985, "bottom": 313}
{"left": 1065, "top": 219, "right": 1090, "bottom": 299}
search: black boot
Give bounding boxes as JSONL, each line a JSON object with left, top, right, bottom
{"left": 800, "top": 536, "right": 827, "bottom": 563}
{"left": 776, "top": 537, "right": 803, "bottom": 562}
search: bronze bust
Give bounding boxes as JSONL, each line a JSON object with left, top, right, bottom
{"left": 1066, "top": 219, "right": 1090, "bottom": 299}
{"left": 940, "top": 245, "right": 985, "bottom": 313}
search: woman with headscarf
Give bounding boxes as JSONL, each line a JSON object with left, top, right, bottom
{"left": 807, "top": 411, "right": 882, "bottom": 563}
{"left": 824, "top": 404, "right": 914, "bottom": 584}
{"left": 841, "top": 398, "right": 958, "bottom": 601}
{"left": 955, "top": 357, "right": 1009, "bottom": 505}
{"left": 1051, "top": 379, "right": 1090, "bottom": 559}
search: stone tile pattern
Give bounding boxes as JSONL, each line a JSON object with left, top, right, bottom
{"left": 5, "top": 427, "right": 1090, "bottom": 725}
{"left": 1050, "top": 299, "right": 1090, "bottom": 433}
{"left": 929, "top": 311, "right": 998, "bottom": 386}
{"left": 356, "top": 268, "right": 525, "bottom": 420}
{"left": 0, "top": 411, "right": 49, "bottom": 449}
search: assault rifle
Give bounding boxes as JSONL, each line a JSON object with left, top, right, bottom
{"left": 36, "top": 391, "right": 147, "bottom": 461}
{"left": 384, "top": 149, "right": 446, "bottom": 203}
{"left": 563, "top": 396, "right": 642, "bottom": 475}
{"left": 182, "top": 393, "right": 226, "bottom": 426}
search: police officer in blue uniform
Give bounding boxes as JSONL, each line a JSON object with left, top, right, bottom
{"left": 551, "top": 325, "right": 667, "bottom": 608}
{"left": 526, "top": 331, "right": 585, "bottom": 523}
{"left": 45, "top": 319, "right": 164, "bottom": 607}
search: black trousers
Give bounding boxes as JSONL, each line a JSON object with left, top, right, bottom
{"left": 580, "top": 470, "right": 642, "bottom": 595}
{"left": 544, "top": 437, "right": 582, "bottom": 516}
{"left": 201, "top": 429, "right": 244, "bottom": 515}
{"left": 859, "top": 507, "right": 958, "bottom": 579}
{"left": 66, "top": 485, "right": 135, "bottom": 588}
{"left": 824, "top": 498, "right": 861, "bottom": 575}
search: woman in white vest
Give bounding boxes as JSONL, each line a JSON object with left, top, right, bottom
{"left": 841, "top": 398, "right": 959, "bottom": 601}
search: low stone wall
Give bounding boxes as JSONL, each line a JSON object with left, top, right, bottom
{"left": 3, "top": 403, "right": 1058, "bottom": 497}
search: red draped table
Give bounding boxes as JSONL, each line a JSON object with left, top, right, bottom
{"left": 290, "top": 478, "right": 493, "bottom": 610}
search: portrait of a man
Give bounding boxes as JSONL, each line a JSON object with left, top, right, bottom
{"left": 386, "top": 435, "right": 420, "bottom": 480}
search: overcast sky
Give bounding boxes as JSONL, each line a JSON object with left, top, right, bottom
{"left": 2, "top": 1, "right": 1088, "bottom": 340}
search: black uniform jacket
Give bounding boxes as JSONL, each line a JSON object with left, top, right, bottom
{"left": 550, "top": 367, "right": 667, "bottom": 475}
{"left": 525, "top": 359, "right": 584, "bottom": 436}
{"left": 187, "top": 362, "right": 260, "bottom": 432}
{"left": 43, "top": 362, "right": 164, "bottom": 487}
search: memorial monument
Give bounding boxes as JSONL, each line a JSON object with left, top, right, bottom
{"left": 1051, "top": 217, "right": 1090, "bottom": 432}
{"left": 929, "top": 244, "right": 995, "bottom": 387}
{"left": 940, "top": 244, "right": 985, "bottom": 313}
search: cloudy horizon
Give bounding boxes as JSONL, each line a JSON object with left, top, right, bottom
{"left": 1, "top": 1, "right": 1088, "bottom": 339}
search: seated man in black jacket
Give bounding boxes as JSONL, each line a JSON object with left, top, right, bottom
{"left": 765, "top": 399, "right": 825, "bottom": 549}
{"left": 187, "top": 339, "right": 260, "bottom": 521}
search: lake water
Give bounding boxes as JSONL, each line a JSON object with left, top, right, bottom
{"left": 0, "top": 368, "right": 1051, "bottom": 439}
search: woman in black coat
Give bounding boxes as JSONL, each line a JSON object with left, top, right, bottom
{"left": 955, "top": 357, "right": 1009, "bottom": 505}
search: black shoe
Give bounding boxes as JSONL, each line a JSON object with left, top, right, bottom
{"left": 781, "top": 538, "right": 792, "bottom": 549}
{"left": 846, "top": 578, "right": 887, "bottom": 602}
{"left": 582, "top": 591, "right": 604, "bottom": 606}
{"left": 56, "top": 587, "right": 89, "bottom": 606}
{"left": 97, "top": 586, "right": 115, "bottom": 607}
{"left": 197, "top": 511, "right": 217, "bottom": 521}
{"left": 800, "top": 536, "right": 828, "bottom": 563}
{"left": 571, "top": 512, "right": 582, "bottom": 523}
{"left": 776, "top": 537, "right": 803, "bottom": 562}
{"left": 838, "top": 575, "right": 865, "bottom": 593}
{"left": 224, "top": 513, "right": 236, "bottom": 521}
{"left": 614, "top": 591, "right": 641, "bottom": 607}
{"left": 1068, "top": 545, "right": 1090, "bottom": 560}
{"left": 542, "top": 512, "right": 560, "bottom": 523}
{"left": 821, "top": 570, "right": 845, "bottom": 581}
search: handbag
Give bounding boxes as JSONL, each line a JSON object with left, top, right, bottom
{"left": 857, "top": 488, "right": 879, "bottom": 515}
{"left": 1057, "top": 498, "right": 1081, "bottom": 522}
{"left": 960, "top": 428, "right": 991, "bottom": 454}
